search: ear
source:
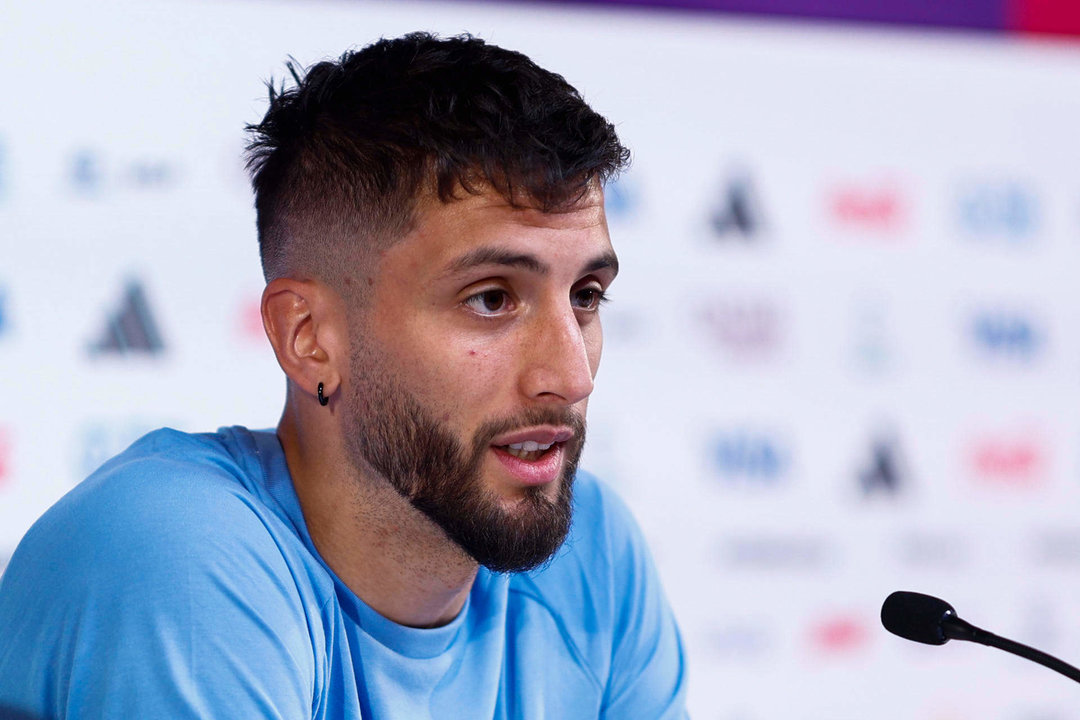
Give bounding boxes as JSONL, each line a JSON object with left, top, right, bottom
{"left": 261, "top": 278, "right": 346, "bottom": 407}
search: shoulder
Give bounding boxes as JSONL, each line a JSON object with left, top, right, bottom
{"left": 4, "top": 426, "right": 323, "bottom": 628}
{"left": 33, "top": 428, "right": 267, "bottom": 561}
{"left": 0, "top": 428, "right": 330, "bottom": 713}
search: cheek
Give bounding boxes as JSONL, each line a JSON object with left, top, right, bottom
{"left": 463, "top": 346, "right": 502, "bottom": 379}
{"left": 456, "top": 346, "right": 517, "bottom": 399}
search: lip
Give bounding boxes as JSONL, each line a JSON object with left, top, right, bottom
{"left": 490, "top": 442, "right": 566, "bottom": 486}
{"left": 490, "top": 425, "right": 577, "bottom": 448}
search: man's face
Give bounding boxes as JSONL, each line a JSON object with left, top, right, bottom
{"left": 341, "top": 187, "right": 616, "bottom": 572}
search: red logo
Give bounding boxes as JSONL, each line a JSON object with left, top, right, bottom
{"left": 967, "top": 435, "right": 1045, "bottom": 487}
{"left": 0, "top": 428, "right": 11, "bottom": 488}
{"left": 826, "top": 181, "right": 907, "bottom": 233}
{"left": 237, "top": 297, "right": 268, "bottom": 345}
{"left": 809, "top": 615, "right": 868, "bottom": 654}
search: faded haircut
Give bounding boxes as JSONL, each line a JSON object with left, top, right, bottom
{"left": 244, "top": 32, "right": 630, "bottom": 285}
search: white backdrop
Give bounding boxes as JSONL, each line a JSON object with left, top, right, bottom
{"left": 3, "top": 1, "right": 1080, "bottom": 717}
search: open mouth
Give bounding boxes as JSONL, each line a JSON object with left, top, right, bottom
{"left": 496, "top": 440, "right": 558, "bottom": 462}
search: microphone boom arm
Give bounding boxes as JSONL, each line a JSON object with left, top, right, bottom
{"left": 942, "top": 614, "right": 1080, "bottom": 684}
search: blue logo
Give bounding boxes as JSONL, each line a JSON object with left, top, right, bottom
{"left": 127, "top": 160, "right": 175, "bottom": 188}
{"left": 971, "top": 312, "right": 1042, "bottom": 360}
{"left": 68, "top": 150, "right": 177, "bottom": 195}
{"left": 0, "top": 139, "right": 6, "bottom": 200}
{"left": 710, "top": 431, "right": 789, "bottom": 483}
{"left": 0, "top": 287, "right": 9, "bottom": 339}
{"left": 709, "top": 624, "right": 773, "bottom": 659}
{"left": 958, "top": 182, "right": 1038, "bottom": 241}
{"left": 70, "top": 149, "right": 102, "bottom": 194}
{"left": 604, "top": 176, "right": 638, "bottom": 220}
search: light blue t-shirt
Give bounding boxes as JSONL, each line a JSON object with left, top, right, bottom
{"left": 0, "top": 427, "right": 687, "bottom": 719}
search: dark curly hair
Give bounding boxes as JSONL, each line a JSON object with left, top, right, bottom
{"left": 245, "top": 32, "right": 630, "bottom": 284}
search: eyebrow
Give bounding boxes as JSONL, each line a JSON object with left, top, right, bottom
{"left": 443, "top": 247, "right": 619, "bottom": 278}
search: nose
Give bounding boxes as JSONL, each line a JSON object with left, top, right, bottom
{"left": 519, "top": 304, "right": 597, "bottom": 405}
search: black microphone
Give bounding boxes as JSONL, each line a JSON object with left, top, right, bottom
{"left": 881, "top": 590, "right": 1080, "bottom": 684}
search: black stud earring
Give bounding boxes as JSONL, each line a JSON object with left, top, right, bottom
{"left": 317, "top": 382, "right": 329, "bottom": 406}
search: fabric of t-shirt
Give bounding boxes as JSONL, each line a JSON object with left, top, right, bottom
{"left": 0, "top": 426, "right": 687, "bottom": 719}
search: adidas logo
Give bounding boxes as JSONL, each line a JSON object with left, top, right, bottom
{"left": 710, "top": 174, "right": 762, "bottom": 239}
{"left": 89, "top": 280, "right": 165, "bottom": 355}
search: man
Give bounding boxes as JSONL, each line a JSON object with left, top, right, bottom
{"left": 0, "top": 33, "right": 687, "bottom": 718}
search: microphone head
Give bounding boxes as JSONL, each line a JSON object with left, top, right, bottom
{"left": 881, "top": 590, "right": 956, "bottom": 645}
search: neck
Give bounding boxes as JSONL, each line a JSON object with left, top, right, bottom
{"left": 277, "top": 405, "right": 478, "bottom": 628}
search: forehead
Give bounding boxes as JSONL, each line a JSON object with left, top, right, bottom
{"left": 394, "top": 187, "right": 612, "bottom": 267}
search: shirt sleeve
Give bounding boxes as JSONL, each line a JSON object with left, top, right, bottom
{"left": 0, "top": 455, "right": 319, "bottom": 719}
{"left": 598, "top": 486, "right": 689, "bottom": 720}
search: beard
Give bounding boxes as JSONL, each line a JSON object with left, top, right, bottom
{"left": 342, "top": 353, "right": 585, "bottom": 573}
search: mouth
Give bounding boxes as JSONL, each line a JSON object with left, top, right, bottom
{"left": 486, "top": 424, "right": 579, "bottom": 486}
{"left": 489, "top": 440, "right": 567, "bottom": 486}
{"left": 498, "top": 439, "right": 558, "bottom": 461}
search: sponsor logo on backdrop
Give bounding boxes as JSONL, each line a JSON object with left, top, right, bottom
{"left": 708, "top": 623, "right": 773, "bottom": 660}
{"left": 603, "top": 176, "right": 638, "bottom": 220}
{"left": 957, "top": 181, "right": 1038, "bottom": 241}
{"left": 895, "top": 532, "right": 969, "bottom": 569}
{"left": 0, "top": 286, "right": 9, "bottom": 340}
{"left": 826, "top": 180, "right": 906, "bottom": 233}
{"left": 808, "top": 615, "right": 869, "bottom": 654}
{"left": 70, "top": 149, "right": 102, "bottom": 193}
{"left": 720, "top": 535, "right": 831, "bottom": 569}
{"left": 89, "top": 280, "right": 165, "bottom": 356}
{"left": 601, "top": 306, "right": 647, "bottom": 346}
{"left": 710, "top": 431, "right": 789, "bottom": 484}
{"left": 970, "top": 311, "right": 1043, "bottom": 361}
{"left": 857, "top": 433, "right": 904, "bottom": 496}
{"left": 967, "top": 433, "right": 1046, "bottom": 487}
{"left": 128, "top": 160, "right": 175, "bottom": 188}
{"left": 710, "top": 173, "right": 762, "bottom": 239}
{"left": 1028, "top": 530, "right": 1080, "bottom": 568}
{"left": 698, "top": 297, "right": 784, "bottom": 361}
{"left": 851, "top": 298, "right": 894, "bottom": 373}
{"left": 237, "top": 295, "right": 268, "bottom": 345}
{"left": 69, "top": 148, "right": 178, "bottom": 195}
{"left": 76, "top": 420, "right": 170, "bottom": 479}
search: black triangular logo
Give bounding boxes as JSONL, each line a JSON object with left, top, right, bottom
{"left": 710, "top": 176, "right": 761, "bottom": 238}
{"left": 859, "top": 436, "right": 902, "bottom": 495}
{"left": 90, "top": 280, "right": 165, "bottom": 355}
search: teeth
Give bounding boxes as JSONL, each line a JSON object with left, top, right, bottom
{"left": 505, "top": 447, "right": 539, "bottom": 460}
{"left": 507, "top": 440, "right": 553, "bottom": 452}
{"left": 501, "top": 441, "right": 556, "bottom": 460}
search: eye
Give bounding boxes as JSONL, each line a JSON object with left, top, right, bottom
{"left": 572, "top": 285, "right": 609, "bottom": 312}
{"left": 463, "top": 288, "right": 513, "bottom": 316}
